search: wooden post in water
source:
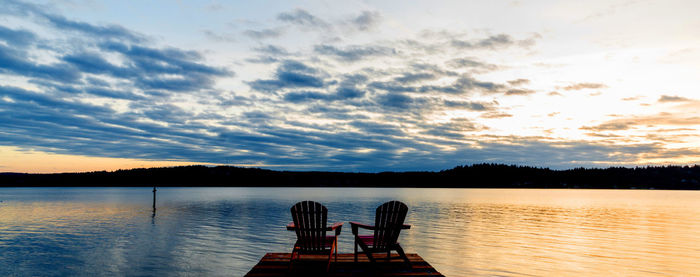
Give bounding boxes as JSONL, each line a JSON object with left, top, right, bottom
{"left": 152, "top": 186, "right": 157, "bottom": 212}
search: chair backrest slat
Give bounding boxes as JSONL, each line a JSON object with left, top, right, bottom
{"left": 373, "top": 201, "right": 408, "bottom": 250}
{"left": 291, "top": 201, "right": 327, "bottom": 252}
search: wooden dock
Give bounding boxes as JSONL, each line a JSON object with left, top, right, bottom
{"left": 245, "top": 253, "right": 444, "bottom": 276}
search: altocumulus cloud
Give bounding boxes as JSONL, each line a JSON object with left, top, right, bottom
{"left": 314, "top": 44, "right": 396, "bottom": 62}
{"left": 0, "top": 1, "right": 689, "bottom": 171}
{"left": 248, "top": 60, "right": 327, "bottom": 92}
{"left": 1, "top": 0, "right": 144, "bottom": 43}
{"left": 277, "top": 9, "right": 330, "bottom": 30}
{"left": 351, "top": 11, "right": 381, "bottom": 31}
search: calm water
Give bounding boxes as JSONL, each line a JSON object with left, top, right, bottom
{"left": 1, "top": 188, "right": 700, "bottom": 276}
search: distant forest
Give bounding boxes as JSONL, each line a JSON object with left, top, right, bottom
{"left": 2, "top": 164, "right": 700, "bottom": 189}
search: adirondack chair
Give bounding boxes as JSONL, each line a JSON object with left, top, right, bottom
{"left": 286, "top": 201, "right": 343, "bottom": 272}
{"left": 350, "top": 201, "right": 411, "bottom": 266}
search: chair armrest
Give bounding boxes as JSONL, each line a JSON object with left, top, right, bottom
{"left": 330, "top": 222, "right": 344, "bottom": 230}
{"left": 329, "top": 222, "right": 343, "bottom": 236}
{"left": 288, "top": 222, "right": 344, "bottom": 235}
{"left": 350, "top": 221, "right": 374, "bottom": 235}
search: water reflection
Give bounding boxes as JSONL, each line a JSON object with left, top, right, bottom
{"left": 1, "top": 188, "right": 700, "bottom": 276}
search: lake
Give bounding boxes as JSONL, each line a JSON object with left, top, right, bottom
{"left": 1, "top": 188, "right": 700, "bottom": 276}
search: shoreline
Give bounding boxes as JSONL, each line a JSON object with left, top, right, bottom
{"left": 1, "top": 163, "right": 699, "bottom": 189}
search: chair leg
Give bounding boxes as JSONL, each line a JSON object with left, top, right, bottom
{"left": 354, "top": 237, "right": 358, "bottom": 262}
{"left": 395, "top": 244, "right": 411, "bottom": 267}
{"left": 355, "top": 238, "right": 376, "bottom": 263}
{"left": 288, "top": 248, "right": 296, "bottom": 272}
{"left": 366, "top": 252, "right": 376, "bottom": 263}
{"left": 327, "top": 241, "right": 336, "bottom": 272}
{"left": 327, "top": 255, "right": 332, "bottom": 272}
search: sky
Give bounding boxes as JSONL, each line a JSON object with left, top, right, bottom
{"left": 1, "top": 0, "right": 699, "bottom": 173}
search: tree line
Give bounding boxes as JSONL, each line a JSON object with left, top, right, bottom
{"left": 1, "top": 164, "right": 699, "bottom": 189}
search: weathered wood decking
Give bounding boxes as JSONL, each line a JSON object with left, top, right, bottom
{"left": 245, "top": 253, "right": 444, "bottom": 276}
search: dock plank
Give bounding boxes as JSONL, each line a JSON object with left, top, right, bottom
{"left": 245, "top": 253, "right": 444, "bottom": 277}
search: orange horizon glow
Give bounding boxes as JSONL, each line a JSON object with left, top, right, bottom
{"left": 0, "top": 146, "right": 211, "bottom": 173}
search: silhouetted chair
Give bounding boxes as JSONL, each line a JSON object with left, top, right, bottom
{"left": 286, "top": 201, "right": 343, "bottom": 272}
{"left": 350, "top": 200, "right": 411, "bottom": 266}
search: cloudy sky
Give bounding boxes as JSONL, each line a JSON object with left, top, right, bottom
{"left": 1, "top": 0, "right": 699, "bottom": 173}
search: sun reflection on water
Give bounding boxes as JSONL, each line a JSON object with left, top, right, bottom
{"left": 1, "top": 188, "right": 700, "bottom": 276}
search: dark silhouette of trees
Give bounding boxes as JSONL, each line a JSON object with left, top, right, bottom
{"left": 1, "top": 164, "right": 699, "bottom": 189}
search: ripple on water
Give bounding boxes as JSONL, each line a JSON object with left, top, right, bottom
{"left": 2, "top": 188, "right": 700, "bottom": 276}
